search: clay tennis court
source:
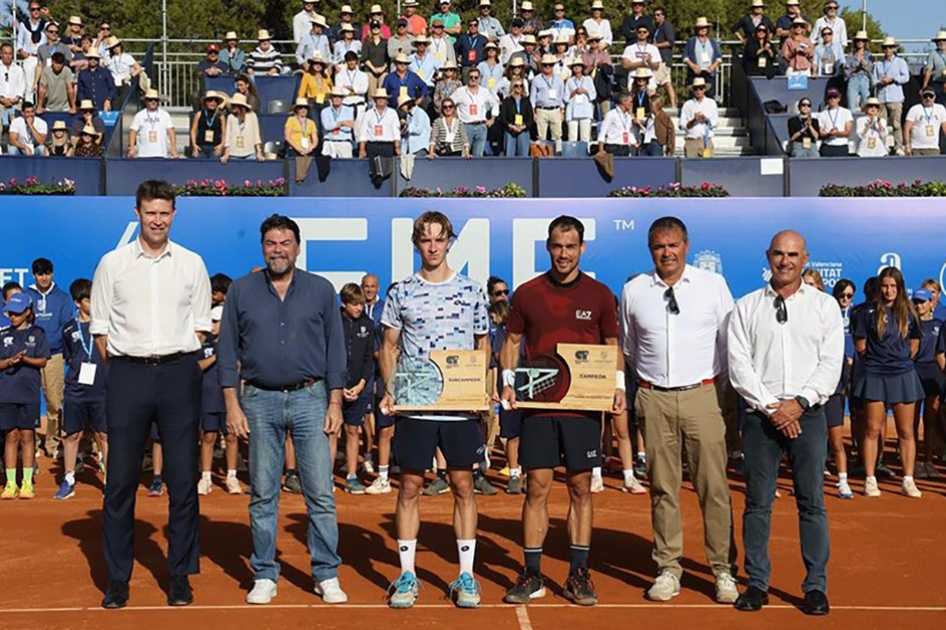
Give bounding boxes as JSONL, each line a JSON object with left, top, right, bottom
{"left": 3, "top": 439, "right": 945, "bottom": 630}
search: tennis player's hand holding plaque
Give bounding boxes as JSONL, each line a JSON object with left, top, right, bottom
{"left": 392, "top": 350, "right": 490, "bottom": 412}
{"left": 515, "top": 344, "right": 617, "bottom": 411}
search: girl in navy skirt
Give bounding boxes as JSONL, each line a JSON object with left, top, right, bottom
{"left": 824, "top": 278, "right": 856, "bottom": 499}
{"left": 852, "top": 267, "right": 924, "bottom": 498}
{"left": 913, "top": 289, "right": 945, "bottom": 479}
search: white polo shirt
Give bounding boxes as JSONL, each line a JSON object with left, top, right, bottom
{"left": 906, "top": 103, "right": 946, "bottom": 150}
{"left": 130, "top": 108, "right": 174, "bottom": 157}
{"left": 358, "top": 105, "right": 400, "bottom": 143}
{"left": 9, "top": 115, "right": 47, "bottom": 151}
{"left": 816, "top": 106, "right": 853, "bottom": 147}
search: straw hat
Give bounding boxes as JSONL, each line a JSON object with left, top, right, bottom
{"left": 258, "top": 29, "right": 272, "bottom": 41}
{"left": 340, "top": 5, "right": 353, "bottom": 13}
{"left": 397, "top": 94, "right": 415, "bottom": 108}
{"left": 310, "top": 51, "right": 327, "bottom": 64}
{"left": 520, "top": 1, "right": 533, "bottom": 9}
{"left": 538, "top": 29, "right": 552, "bottom": 38}
{"left": 521, "top": 34, "right": 537, "bottom": 45}
{"left": 413, "top": 34, "right": 430, "bottom": 45}
{"left": 751, "top": 0, "right": 766, "bottom": 8}
{"left": 881, "top": 36, "right": 897, "bottom": 47}
{"left": 791, "top": 17, "right": 808, "bottom": 27}
{"left": 933, "top": 30, "right": 946, "bottom": 42}
{"left": 568, "top": 57, "right": 586, "bottom": 67}
{"left": 786, "top": 0, "right": 800, "bottom": 5}
{"left": 292, "top": 97, "right": 310, "bottom": 110}
{"left": 863, "top": 97, "right": 881, "bottom": 108}
{"left": 370, "top": 4, "right": 383, "bottom": 13}
{"left": 690, "top": 77, "right": 708, "bottom": 88}
{"left": 540, "top": 53, "right": 557, "bottom": 65}
{"left": 81, "top": 124, "right": 101, "bottom": 137}
{"left": 394, "top": 52, "right": 411, "bottom": 64}
{"left": 694, "top": 17, "right": 711, "bottom": 29}
{"left": 442, "top": 59, "right": 458, "bottom": 69}
{"left": 224, "top": 31, "right": 239, "bottom": 41}
{"left": 587, "top": 33, "right": 603, "bottom": 41}
{"left": 230, "top": 93, "right": 252, "bottom": 110}
{"left": 340, "top": 23, "right": 355, "bottom": 33}
{"left": 79, "top": 99, "right": 95, "bottom": 110}
{"left": 404, "top": 0, "right": 418, "bottom": 6}
{"left": 52, "top": 120, "right": 68, "bottom": 131}
{"left": 204, "top": 90, "right": 224, "bottom": 103}
{"left": 591, "top": 1, "right": 604, "bottom": 10}
{"left": 67, "top": 15, "right": 83, "bottom": 26}
{"left": 330, "top": 86, "right": 348, "bottom": 98}
{"left": 554, "top": 35, "right": 569, "bottom": 45}
{"left": 372, "top": 88, "right": 390, "bottom": 100}
{"left": 509, "top": 56, "right": 525, "bottom": 67}
{"left": 632, "top": 67, "right": 654, "bottom": 79}
{"left": 105, "top": 36, "right": 122, "bottom": 49}
{"left": 85, "top": 48, "right": 100, "bottom": 59}
{"left": 143, "top": 88, "right": 160, "bottom": 100}
{"left": 479, "top": 0, "right": 491, "bottom": 6}
{"left": 311, "top": 14, "right": 328, "bottom": 28}
{"left": 853, "top": 30, "right": 869, "bottom": 40}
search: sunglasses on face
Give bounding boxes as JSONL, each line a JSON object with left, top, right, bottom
{"left": 923, "top": 94, "right": 936, "bottom": 99}
{"left": 442, "top": 104, "right": 454, "bottom": 109}
{"left": 492, "top": 289, "right": 509, "bottom": 296}
{"left": 840, "top": 292, "right": 854, "bottom": 299}
{"left": 664, "top": 287, "right": 680, "bottom": 315}
{"left": 800, "top": 103, "right": 811, "bottom": 108}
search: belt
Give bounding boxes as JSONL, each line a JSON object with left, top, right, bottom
{"left": 248, "top": 378, "right": 319, "bottom": 393}
{"left": 465, "top": 120, "right": 485, "bottom": 125}
{"left": 536, "top": 106, "right": 561, "bottom": 110}
{"left": 638, "top": 378, "right": 716, "bottom": 393}
{"left": 113, "top": 351, "right": 196, "bottom": 366}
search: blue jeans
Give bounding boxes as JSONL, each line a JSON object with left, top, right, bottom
{"left": 465, "top": 122, "right": 487, "bottom": 157}
{"left": 846, "top": 73, "right": 871, "bottom": 111}
{"left": 242, "top": 381, "right": 341, "bottom": 583}
{"left": 504, "top": 131, "right": 530, "bottom": 156}
{"left": 742, "top": 409, "right": 830, "bottom": 594}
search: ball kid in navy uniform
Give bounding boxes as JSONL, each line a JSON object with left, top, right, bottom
{"left": 1, "top": 293, "right": 51, "bottom": 500}
{"left": 198, "top": 306, "right": 243, "bottom": 496}
{"left": 55, "top": 279, "right": 109, "bottom": 500}
{"left": 912, "top": 288, "right": 944, "bottom": 479}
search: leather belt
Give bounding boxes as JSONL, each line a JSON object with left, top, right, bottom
{"left": 248, "top": 378, "right": 319, "bottom": 393}
{"left": 638, "top": 378, "right": 716, "bottom": 393}
{"left": 536, "top": 106, "right": 560, "bottom": 110}
{"left": 113, "top": 351, "right": 195, "bottom": 366}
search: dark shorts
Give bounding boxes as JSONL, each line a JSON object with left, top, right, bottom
{"left": 343, "top": 393, "right": 370, "bottom": 427}
{"left": 374, "top": 394, "right": 397, "bottom": 429}
{"left": 364, "top": 377, "right": 376, "bottom": 414}
{"left": 0, "top": 403, "right": 40, "bottom": 431}
{"left": 201, "top": 411, "right": 227, "bottom": 434}
{"left": 519, "top": 413, "right": 602, "bottom": 471}
{"left": 392, "top": 417, "right": 485, "bottom": 470}
{"left": 915, "top": 363, "right": 945, "bottom": 398}
{"left": 824, "top": 394, "right": 844, "bottom": 429}
{"left": 63, "top": 399, "right": 107, "bottom": 435}
{"left": 499, "top": 408, "right": 522, "bottom": 439}
{"left": 150, "top": 421, "right": 161, "bottom": 443}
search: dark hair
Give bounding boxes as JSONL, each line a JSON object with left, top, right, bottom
{"left": 862, "top": 276, "right": 879, "bottom": 301}
{"left": 1, "top": 43, "right": 13, "bottom": 53}
{"left": 135, "top": 179, "right": 176, "bottom": 210}
{"left": 832, "top": 278, "right": 855, "bottom": 301}
{"left": 547, "top": 215, "right": 585, "bottom": 243}
{"left": 22, "top": 101, "right": 35, "bottom": 111}
{"left": 260, "top": 214, "right": 301, "bottom": 243}
{"left": 648, "top": 216, "right": 689, "bottom": 245}
{"left": 653, "top": 5, "right": 667, "bottom": 14}
{"left": 2, "top": 281, "right": 22, "bottom": 300}
{"left": 70, "top": 278, "right": 93, "bottom": 302}
{"left": 487, "top": 276, "right": 507, "bottom": 294}
{"left": 210, "top": 273, "right": 232, "bottom": 295}
{"left": 51, "top": 51, "right": 65, "bottom": 64}
{"left": 32, "top": 257, "right": 54, "bottom": 275}
{"left": 344, "top": 51, "right": 359, "bottom": 62}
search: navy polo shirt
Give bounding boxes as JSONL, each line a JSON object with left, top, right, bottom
{"left": 916, "top": 318, "right": 942, "bottom": 364}
{"left": 217, "top": 268, "right": 346, "bottom": 391}
{"left": 381, "top": 70, "right": 428, "bottom": 107}
{"left": 201, "top": 334, "right": 226, "bottom": 414}
{"left": 455, "top": 33, "right": 487, "bottom": 67}
{"left": 0, "top": 325, "right": 51, "bottom": 404}
{"left": 62, "top": 318, "right": 106, "bottom": 401}
{"left": 852, "top": 305, "right": 920, "bottom": 376}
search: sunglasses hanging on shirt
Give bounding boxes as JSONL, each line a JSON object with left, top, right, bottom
{"left": 774, "top": 295, "right": 787, "bottom": 324}
{"left": 664, "top": 287, "right": 680, "bottom": 315}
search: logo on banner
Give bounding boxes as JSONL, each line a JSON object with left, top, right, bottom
{"left": 807, "top": 261, "right": 844, "bottom": 288}
{"left": 694, "top": 250, "right": 723, "bottom": 275}
{"left": 761, "top": 267, "right": 773, "bottom": 283}
{"left": 878, "top": 252, "right": 901, "bottom": 274}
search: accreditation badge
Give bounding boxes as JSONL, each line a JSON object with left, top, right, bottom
{"left": 514, "top": 114, "right": 523, "bottom": 126}
{"left": 204, "top": 130, "right": 214, "bottom": 143}
{"left": 868, "top": 137, "right": 876, "bottom": 150}
{"left": 148, "top": 130, "right": 158, "bottom": 143}
{"left": 802, "top": 137, "right": 812, "bottom": 149}
{"left": 236, "top": 136, "right": 245, "bottom": 149}
{"left": 399, "top": 86, "right": 409, "bottom": 98}
{"left": 374, "top": 124, "right": 384, "bottom": 137}
{"left": 488, "top": 77, "right": 496, "bottom": 88}
{"left": 758, "top": 56, "right": 767, "bottom": 69}
{"left": 636, "top": 107, "right": 645, "bottom": 120}
{"left": 469, "top": 104, "right": 478, "bottom": 116}
{"left": 927, "top": 125, "right": 936, "bottom": 137}
{"left": 78, "top": 363, "right": 97, "bottom": 386}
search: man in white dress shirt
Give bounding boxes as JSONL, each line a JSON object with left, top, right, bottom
{"left": 619, "top": 216, "right": 738, "bottom": 605}
{"left": 92, "top": 180, "right": 212, "bottom": 610}
{"left": 679, "top": 77, "right": 718, "bottom": 158}
{"left": 727, "top": 230, "right": 841, "bottom": 616}
{"left": 294, "top": 0, "right": 321, "bottom": 44}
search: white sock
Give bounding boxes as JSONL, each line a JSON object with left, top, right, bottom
{"left": 637, "top": 451, "right": 646, "bottom": 461}
{"left": 379, "top": 465, "right": 390, "bottom": 482}
{"left": 592, "top": 466, "right": 602, "bottom": 480}
{"left": 227, "top": 469, "right": 237, "bottom": 479}
{"left": 903, "top": 475, "right": 914, "bottom": 483}
{"left": 65, "top": 471, "right": 75, "bottom": 484}
{"left": 509, "top": 467, "right": 521, "bottom": 479}
{"left": 622, "top": 469, "right": 635, "bottom": 484}
{"left": 201, "top": 471, "right": 211, "bottom": 482}
{"left": 398, "top": 539, "right": 417, "bottom": 575}
{"left": 866, "top": 475, "right": 877, "bottom": 483}
{"left": 457, "top": 539, "right": 476, "bottom": 576}
{"left": 838, "top": 472, "right": 848, "bottom": 483}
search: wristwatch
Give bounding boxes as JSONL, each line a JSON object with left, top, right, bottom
{"left": 794, "top": 395, "right": 811, "bottom": 411}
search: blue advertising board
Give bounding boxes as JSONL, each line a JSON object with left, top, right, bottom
{"left": 0, "top": 197, "right": 943, "bottom": 300}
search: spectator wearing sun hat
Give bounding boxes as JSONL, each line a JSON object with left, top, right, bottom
{"left": 328, "top": 5, "right": 360, "bottom": 46}
{"left": 357, "top": 88, "right": 401, "bottom": 176}
{"left": 871, "top": 36, "right": 908, "bottom": 154}
{"left": 812, "top": 1, "right": 847, "bottom": 49}
{"left": 781, "top": 17, "right": 814, "bottom": 76}
{"left": 297, "top": 14, "right": 332, "bottom": 70}
{"left": 684, "top": 17, "right": 722, "bottom": 98}
{"left": 248, "top": 30, "right": 283, "bottom": 76}
{"left": 680, "top": 77, "right": 718, "bottom": 158}
{"left": 530, "top": 53, "right": 565, "bottom": 151}
{"left": 190, "top": 91, "right": 227, "bottom": 159}
{"left": 220, "top": 32, "right": 246, "bottom": 75}
{"left": 73, "top": 123, "right": 103, "bottom": 156}
{"left": 429, "top": 18, "right": 458, "bottom": 65}
{"left": 410, "top": 35, "right": 441, "bottom": 89}
{"left": 776, "top": 0, "right": 811, "bottom": 40}
{"left": 476, "top": 0, "right": 505, "bottom": 43}
{"left": 222, "top": 92, "right": 263, "bottom": 162}
{"left": 76, "top": 47, "right": 116, "bottom": 111}
{"left": 294, "top": 0, "right": 321, "bottom": 44}
{"left": 854, "top": 97, "right": 889, "bottom": 157}
{"left": 333, "top": 24, "right": 362, "bottom": 70}
{"left": 382, "top": 52, "right": 427, "bottom": 108}
{"left": 47, "top": 119, "right": 72, "bottom": 156}
{"left": 321, "top": 86, "right": 356, "bottom": 158}
{"left": 583, "top": 1, "right": 613, "bottom": 48}
{"left": 402, "top": 0, "right": 427, "bottom": 36}
{"left": 922, "top": 31, "right": 946, "bottom": 105}
{"left": 128, "top": 89, "right": 177, "bottom": 158}
{"left": 733, "top": 0, "right": 775, "bottom": 44}
{"left": 904, "top": 87, "right": 946, "bottom": 157}
{"left": 71, "top": 99, "right": 106, "bottom": 147}
{"left": 285, "top": 97, "right": 319, "bottom": 157}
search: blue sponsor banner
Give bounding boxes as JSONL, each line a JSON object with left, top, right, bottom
{"left": 0, "top": 197, "right": 943, "bottom": 299}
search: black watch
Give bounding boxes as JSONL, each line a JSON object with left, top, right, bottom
{"left": 794, "top": 395, "right": 811, "bottom": 411}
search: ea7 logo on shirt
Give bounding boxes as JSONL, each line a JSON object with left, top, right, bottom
{"left": 575, "top": 310, "right": 593, "bottom": 321}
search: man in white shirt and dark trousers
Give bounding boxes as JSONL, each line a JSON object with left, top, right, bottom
{"left": 597, "top": 92, "right": 638, "bottom": 156}
{"left": 92, "top": 180, "right": 212, "bottom": 610}
{"left": 358, "top": 89, "right": 401, "bottom": 183}
{"left": 727, "top": 230, "right": 842, "bottom": 617}
{"left": 128, "top": 89, "right": 178, "bottom": 158}
{"left": 679, "top": 77, "right": 718, "bottom": 158}
{"left": 452, "top": 68, "right": 499, "bottom": 157}
{"left": 620, "top": 217, "right": 738, "bottom": 605}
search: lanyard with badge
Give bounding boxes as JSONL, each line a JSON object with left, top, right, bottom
{"left": 146, "top": 112, "right": 159, "bottom": 143}
{"left": 374, "top": 108, "right": 386, "bottom": 138}
{"left": 297, "top": 114, "right": 311, "bottom": 149}
{"left": 330, "top": 107, "right": 343, "bottom": 136}
{"left": 75, "top": 318, "right": 97, "bottom": 386}
{"left": 514, "top": 97, "right": 523, "bottom": 126}
{"left": 923, "top": 106, "right": 937, "bottom": 138}
{"left": 635, "top": 90, "right": 647, "bottom": 120}
{"left": 203, "top": 109, "right": 217, "bottom": 144}
{"left": 544, "top": 75, "right": 558, "bottom": 102}
{"left": 619, "top": 109, "right": 633, "bottom": 144}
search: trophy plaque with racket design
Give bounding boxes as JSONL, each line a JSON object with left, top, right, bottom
{"left": 392, "top": 350, "right": 490, "bottom": 412}
{"left": 515, "top": 344, "right": 617, "bottom": 411}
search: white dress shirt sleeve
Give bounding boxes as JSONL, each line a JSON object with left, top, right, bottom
{"left": 798, "top": 302, "right": 844, "bottom": 407}
{"left": 714, "top": 275, "right": 735, "bottom": 379}
{"left": 619, "top": 284, "right": 636, "bottom": 371}
{"left": 727, "top": 298, "right": 781, "bottom": 415}
{"left": 191, "top": 256, "right": 213, "bottom": 334}
{"left": 89, "top": 254, "right": 113, "bottom": 337}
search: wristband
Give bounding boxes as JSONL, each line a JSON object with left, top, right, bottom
{"left": 616, "top": 370, "right": 626, "bottom": 391}
{"left": 502, "top": 369, "right": 517, "bottom": 388}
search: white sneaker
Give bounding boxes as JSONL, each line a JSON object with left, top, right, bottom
{"left": 365, "top": 477, "right": 391, "bottom": 495}
{"left": 226, "top": 477, "right": 244, "bottom": 495}
{"left": 837, "top": 480, "right": 854, "bottom": 499}
{"left": 715, "top": 572, "right": 739, "bottom": 604}
{"left": 590, "top": 476, "right": 605, "bottom": 493}
{"left": 246, "top": 578, "right": 278, "bottom": 604}
{"left": 901, "top": 478, "right": 922, "bottom": 498}
{"left": 621, "top": 476, "right": 647, "bottom": 495}
{"left": 647, "top": 572, "right": 681, "bottom": 602}
{"left": 197, "top": 477, "right": 213, "bottom": 496}
{"left": 864, "top": 477, "right": 881, "bottom": 497}
{"left": 315, "top": 577, "right": 349, "bottom": 604}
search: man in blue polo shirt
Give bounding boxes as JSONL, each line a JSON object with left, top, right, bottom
{"left": 382, "top": 53, "right": 428, "bottom": 108}
{"left": 28, "top": 257, "right": 75, "bottom": 459}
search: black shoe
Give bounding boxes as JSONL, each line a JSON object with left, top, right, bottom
{"left": 563, "top": 566, "right": 598, "bottom": 606}
{"left": 504, "top": 570, "right": 546, "bottom": 604}
{"left": 803, "top": 590, "right": 830, "bottom": 616}
{"left": 101, "top": 580, "right": 129, "bottom": 609}
{"left": 167, "top": 574, "right": 194, "bottom": 606}
{"left": 282, "top": 471, "right": 303, "bottom": 494}
{"left": 734, "top": 586, "right": 769, "bottom": 612}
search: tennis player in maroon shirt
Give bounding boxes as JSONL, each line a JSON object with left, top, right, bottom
{"left": 499, "top": 215, "right": 625, "bottom": 607}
